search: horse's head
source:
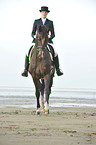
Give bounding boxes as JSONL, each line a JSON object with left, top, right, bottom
{"left": 36, "top": 25, "right": 49, "bottom": 49}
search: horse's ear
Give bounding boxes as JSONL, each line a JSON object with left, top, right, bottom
{"left": 39, "top": 25, "right": 42, "bottom": 32}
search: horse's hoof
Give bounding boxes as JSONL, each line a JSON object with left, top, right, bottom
{"left": 41, "top": 107, "right": 44, "bottom": 113}
{"left": 36, "top": 109, "right": 41, "bottom": 115}
{"left": 45, "top": 109, "right": 49, "bottom": 115}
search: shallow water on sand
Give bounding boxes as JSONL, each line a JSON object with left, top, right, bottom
{"left": 0, "top": 87, "right": 96, "bottom": 108}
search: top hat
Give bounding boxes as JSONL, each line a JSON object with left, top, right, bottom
{"left": 39, "top": 6, "right": 50, "bottom": 13}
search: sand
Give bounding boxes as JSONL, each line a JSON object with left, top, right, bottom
{"left": 0, "top": 107, "right": 96, "bottom": 145}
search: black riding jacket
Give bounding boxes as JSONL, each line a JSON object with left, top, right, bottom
{"left": 31, "top": 18, "right": 55, "bottom": 43}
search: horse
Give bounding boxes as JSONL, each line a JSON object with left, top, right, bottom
{"left": 29, "top": 25, "right": 55, "bottom": 114}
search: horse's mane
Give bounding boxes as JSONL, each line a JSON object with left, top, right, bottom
{"left": 35, "top": 25, "right": 48, "bottom": 48}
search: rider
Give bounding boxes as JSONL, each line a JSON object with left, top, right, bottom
{"left": 21, "top": 6, "right": 63, "bottom": 77}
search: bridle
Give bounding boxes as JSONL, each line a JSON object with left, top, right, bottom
{"left": 35, "top": 34, "right": 48, "bottom": 50}
{"left": 35, "top": 33, "right": 52, "bottom": 59}
{"left": 36, "top": 46, "right": 47, "bottom": 49}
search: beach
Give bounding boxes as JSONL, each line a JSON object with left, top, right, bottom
{"left": 0, "top": 107, "right": 96, "bottom": 145}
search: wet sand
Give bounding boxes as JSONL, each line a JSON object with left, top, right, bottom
{"left": 0, "top": 107, "right": 96, "bottom": 145}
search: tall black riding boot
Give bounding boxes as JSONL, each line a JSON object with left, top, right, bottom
{"left": 21, "top": 55, "right": 29, "bottom": 77}
{"left": 54, "top": 55, "right": 63, "bottom": 76}
{"left": 21, "top": 46, "right": 33, "bottom": 77}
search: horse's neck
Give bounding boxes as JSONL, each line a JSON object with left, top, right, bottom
{"left": 36, "top": 47, "right": 50, "bottom": 61}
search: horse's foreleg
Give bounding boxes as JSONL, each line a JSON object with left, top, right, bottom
{"left": 49, "top": 74, "right": 54, "bottom": 95}
{"left": 45, "top": 96, "right": 49, "bottom": 114}
{"left": 35, "top": 87, "right": 40, "bottom": 109}
{"left": 32, "top": 77, "right": 40, "bottom": 112}
{"left": 40, "top": 79, "right": 44, "bottom": 112}
{"left": 40, "top": 92, "right": 44, "bottom": 112}
{"left": 44, "top": 75, "right": 51, "bottom": 114}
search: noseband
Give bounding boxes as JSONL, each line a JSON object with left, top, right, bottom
{"left": 36, "top": 46, "right": 47, "bottom": 50}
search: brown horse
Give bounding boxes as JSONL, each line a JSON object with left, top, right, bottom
{"left": 29, "top": 25, "right": 55, "bottom": 114}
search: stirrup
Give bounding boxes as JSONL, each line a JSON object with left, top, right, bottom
{"left": 56, "top": 69, "right": 63, "bottom": 76}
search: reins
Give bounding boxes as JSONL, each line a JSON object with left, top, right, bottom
{"left": 36, "top": 46, "right": 47, "bottom": 49}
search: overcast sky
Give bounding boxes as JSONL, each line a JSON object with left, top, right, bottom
{"left": 0, "top": 0, "right": 96, "bottom": 89}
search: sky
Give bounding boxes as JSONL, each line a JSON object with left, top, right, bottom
{"left": 0, "top": 0, "right": 96, "bottom": 89}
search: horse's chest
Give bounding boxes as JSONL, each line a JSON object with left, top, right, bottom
{"left": 36, "top": 60, "right": 50, "bottom": 77}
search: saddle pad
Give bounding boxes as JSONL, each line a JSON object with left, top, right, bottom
{"left": 47, "top": 45, "right": 53, "bottom": 61}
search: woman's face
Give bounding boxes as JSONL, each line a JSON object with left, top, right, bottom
{"left": 41, "top": 11, "right": 48, "bottom": 18}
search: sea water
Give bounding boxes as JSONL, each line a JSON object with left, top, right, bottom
{"left": 0, "top": 87, "right": 96, "bottom": 108}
